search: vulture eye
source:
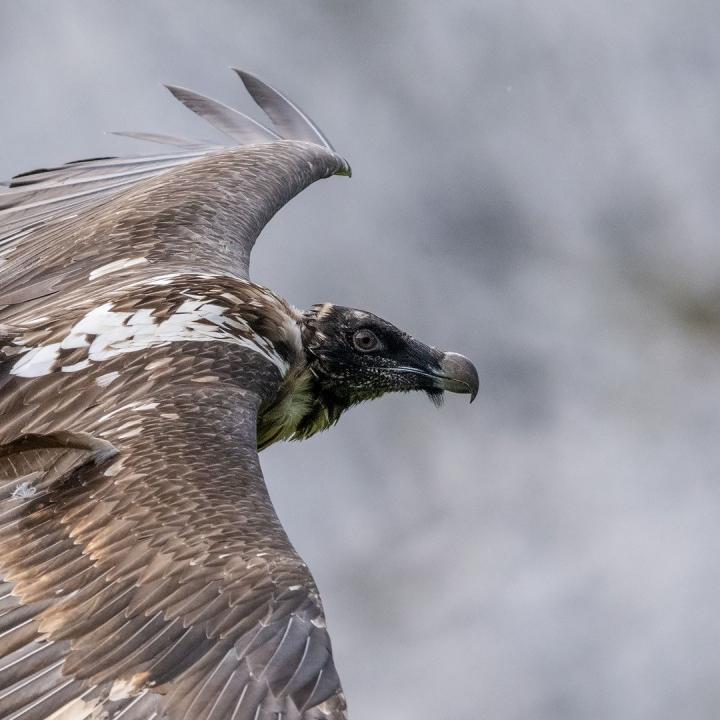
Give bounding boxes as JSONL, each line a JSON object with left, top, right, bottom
{"left": 353, "top": 329, "right": 380, "bottom": 352}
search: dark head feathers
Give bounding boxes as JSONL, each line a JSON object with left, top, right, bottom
{"left": 291, "top": 304, "right": 477, "bottom": 438}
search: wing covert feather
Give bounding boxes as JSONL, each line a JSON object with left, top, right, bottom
{"left": 0, "top": 381, "right": 347, "bottom": 719}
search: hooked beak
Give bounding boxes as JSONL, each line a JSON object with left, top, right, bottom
{"left": 434, "top": 352, "right": 479, "bottom": 403}
{"left": 388, "top": 349, "right": 479, "bottom": 404}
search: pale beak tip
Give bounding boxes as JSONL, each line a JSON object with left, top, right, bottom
{"left": 437, "top": 352, "right": 479, "bottom": 404}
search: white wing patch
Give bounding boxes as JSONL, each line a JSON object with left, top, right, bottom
{"left": 95, "top": 370, "right": 121, "bottom": 387}
{"left": 61, "top": 359, "right": 92, "bottom": 373}
{"left": 10, "top": 343, "right": 63, "bottom": 377}
{"left": 46, "top": 695, "right": 100, "bottom": 720}
{"left": 10, "top": 299, "right": 289, "bottom": 378}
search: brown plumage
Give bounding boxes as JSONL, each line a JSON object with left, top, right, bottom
{"left": 0, "top": 70, "right": 477, "bottom": 719}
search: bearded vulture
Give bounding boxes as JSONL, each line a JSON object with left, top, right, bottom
{"left": 0, "top": 70, "right": 478, "bottom": 720}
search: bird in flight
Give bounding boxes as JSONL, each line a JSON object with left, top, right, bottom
{"left": 0, "top": 70, "right": 478, "bottom": 720}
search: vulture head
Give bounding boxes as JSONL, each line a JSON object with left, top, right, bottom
{"left": 294, "top": 303, "right": 478, "bottom": 434}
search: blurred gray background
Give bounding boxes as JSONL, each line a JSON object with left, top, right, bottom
{"left": 2, "top": 2, "right": 720, "bottom": 718}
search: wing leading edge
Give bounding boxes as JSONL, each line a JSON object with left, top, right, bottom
{"left": 0, "top": 70, "right": 351, "bottom": 310}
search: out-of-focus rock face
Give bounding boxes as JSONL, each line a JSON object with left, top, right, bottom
{"left": 2, "top": 2, "right": 720, "bottom": 718}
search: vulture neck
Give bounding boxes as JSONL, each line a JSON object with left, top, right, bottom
{"left": 256, "top": 363, "right": 347, "bottom": 451}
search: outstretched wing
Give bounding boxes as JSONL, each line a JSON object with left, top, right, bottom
{"left": 0, "top": 70, "right": 351, "bottom": 311}
{"left": 0, "top": 314, "right": 347, "bottom": 719}
{"left": 0, "top": 72, "right": 349, "bottom": 719}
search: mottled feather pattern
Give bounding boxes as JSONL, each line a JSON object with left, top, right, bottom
{"left": 0, "top": 71, "right": 349, "bottom": 719}
{"left": 4, "top": 276, "right": 299, "bottom": 379}
{"left": 0, "top": 394, "right": 346, "bottom": 719}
